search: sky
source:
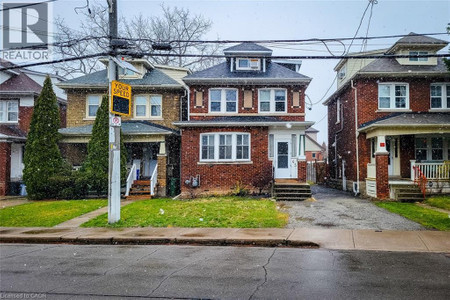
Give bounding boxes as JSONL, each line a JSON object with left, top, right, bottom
{"left": 39, "top": 0, "right": 450, "bottom": 143}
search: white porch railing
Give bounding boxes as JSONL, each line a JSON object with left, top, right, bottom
{"left": 410, "top": 160, "right": 450, "bottom": 181}
{"left": 150, "top": 163, "right": 158, "bottom": 196}
{"left": 367, "top": 163, "right": 376, "bottom": 179}
{"left": 125, "top": 164, "right": 137, "bottom": 197}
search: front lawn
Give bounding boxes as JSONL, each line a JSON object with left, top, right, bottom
{"left": 82, "top": 197, "right": 288, "bottom": 228}
{"left": 0, "top": 200, "right": 107, "bottom": 227}
{"left": 376, "top": 202, "right": 450, "bottom": 231}
{"left": 425, "top": 195, "right": 450, "bottom": 211}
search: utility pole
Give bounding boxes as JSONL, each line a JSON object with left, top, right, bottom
{"left": 108, "top": 0, "right": 121, "bottom": 223}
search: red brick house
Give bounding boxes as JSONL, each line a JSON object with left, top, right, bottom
{"left": 176, "top": 43, "right": 314, "bottom": 197}
{"left": 305, "top": 127, "right": 327, "bottom": 162}
{"left": 324, "top": 33, "right": 450, "bottom": 200}
{"left": 0, "top": 59, "right": 67, "bottom": 196}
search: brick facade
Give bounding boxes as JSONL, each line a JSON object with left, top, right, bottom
{"left": 181, "top": 126, "right": 272, "bottom": 195}
{"left": 0, "top": 142, "right": 11, "bottom": 196}
{"left": 375, "top": 153, "right": 389, "bottom": 199}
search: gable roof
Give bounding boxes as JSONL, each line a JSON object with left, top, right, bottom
{"left": 183, "top": 61, "right": 311, "bottom": 84}
{"left": 223, "top": 43, "right": 273, "bottom": 54}
{"left": 57, "top": 68, "right": 182, "bottom": 89}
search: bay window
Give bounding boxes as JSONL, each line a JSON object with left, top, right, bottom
{"left": 200, "top": 133, "right": 250, "bottom": 162}
{"left": 378, "top": 83, "right": 409, "bottom": 109}
{"left": 209, "top": 88, "right": 237, "bottom": 113}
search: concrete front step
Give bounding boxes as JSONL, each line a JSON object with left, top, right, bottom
{"left": 395, "top": 184, "right": 423, "bottom": 202}
{"left": 273, "top": 183, "right": 311, "bottom": 201}
{"left": 126, "top": 195, "right": 152, "bottom": 200}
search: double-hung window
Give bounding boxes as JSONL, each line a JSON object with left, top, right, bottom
{"left": 415, "top": 136, "right": 448, "bottom": 161}
{"left": 430, "top": 84, "right": 450, "bottom": 109}
{"left": 0, "top": 100, "right": 19, "bottom": 122}
{"left": 133, "top": 95, "right": 162, "bottom": 118}
{"left": 87, "top": 95, "right": 102, "bottom": 118}
{"left": 209, "top": 89, "right": 237, "bottom": 113}
{"left": 258, "top": 89, "right": 287, "bottom": 113}
{"left": 378, "top": 83, "right": 409, "bottom": 109}
{"left": 200, "top": 133, "right": 251, "bottom": 162}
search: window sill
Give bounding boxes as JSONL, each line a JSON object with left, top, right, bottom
{"left": 429, "top": 108, "right": 450, "bottom": 112}
{"left": 197, "top": 161, "right": 253, "bottom": 165}
{"left": 376, "top": 109, "right": 412, "bottom": 113}
{"left": 132, "top": 117, "right": 163, "bottom": 120}
{"left": 83, "top": 117, "right": 96, "bottom": 121}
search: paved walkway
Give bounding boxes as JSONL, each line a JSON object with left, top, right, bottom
{"left": 0, "top": 198, "right": 30, "bottom": 209}
{"left": 280, "top": 185, "right": 425, "bottom": 230}
{"left": 0, "top": 227, "right": 448, "bottom": 253}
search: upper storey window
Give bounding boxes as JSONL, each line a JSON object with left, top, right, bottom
{"left": 259, "top": 89, "right": 287, "bottom": 113}
{"left": 430, "top": 84, "right": 450, "bottom": 109}
{"left": 209, "top": 88, "right": 237, "bottom": 113}
{"left": 378, "top": 83, "right": 409, "bottom": 110}
{"left": 86, "top": 95, "right": 102, "bottom": 118}
{"left": 236, "top": 58, "right": 260, "bottom": 71}
{"left": 409, "top": 51, "right": 428, "bottom": 62}
{"left": 0, "top": 100, "right": 19, "bottom": 123}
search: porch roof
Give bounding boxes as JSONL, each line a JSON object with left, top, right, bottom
{"left": 359, "top": 112, "right": 450, "bottom": 138}
{"left": 59, "top": 121, "right": 177, "bottom": 143}
{"left": 0, "top": 125, "right": 27, "bottom": 142}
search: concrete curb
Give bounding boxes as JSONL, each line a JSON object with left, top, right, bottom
{"left": 1, "top": 227, "right": 449, "bottom": 253}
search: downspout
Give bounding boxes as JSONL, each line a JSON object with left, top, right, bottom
{"left": 351, "top": 79, "right": 360, "bottom": 195}
{"left": 186, "top": 87, "right": 190, "bottom": 121}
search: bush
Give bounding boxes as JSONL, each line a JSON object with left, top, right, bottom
{"left": 43, "top": 171, "right": 90, "bottom": 199}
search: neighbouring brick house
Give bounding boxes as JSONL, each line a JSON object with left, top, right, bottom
{"left": 57, "top": 59, "right": 189, "bottom": 196}
{"left": 176, "top": 43, "right": 314, "bottom": 196}
{"left": 324, "top": 33, "right": 450, "bottom": 200}
{"left": 0, "top": 59, "right": 67, "bottom": 196}
{"left": 305, "top": 127, "right": 327, "bottom": 162}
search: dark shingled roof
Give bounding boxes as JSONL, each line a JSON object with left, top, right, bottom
{"left": 0, "top": 71, "right": 43, "bottom": 94}
{"left": 183, "top": 62, "right": 311, "bottom": 81}
{"left": 60, "top": 68, "right": 181, "bottom": 87}
{"left": 0, "top": 125, "right": 27, "bottom": 140}
{"left": 223, "top": 43, "right": 272, "bottom": 53}
{"left": 360, "top": 57, "right": 449, "bottom": 74}
{"left": 359, "top": 113, "right": 450, "bottom": 130}
{"left": 394, "top": 32, "right": 448, "bottom": 46}
{"left": 59, "top": 121, "right": 177, "bottom": 136}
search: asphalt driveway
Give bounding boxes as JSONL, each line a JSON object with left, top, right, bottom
{"left": 280, "top": 185, "right": 425, "bottom": 231}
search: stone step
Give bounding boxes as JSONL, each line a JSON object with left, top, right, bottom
{"left": 276, "top": 196, "right": 310, "bottom": 201}
{"left": 126, "top": 195, "right": 152, "bottom": 200}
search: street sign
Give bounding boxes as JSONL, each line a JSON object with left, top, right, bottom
{"left": 111, "top": 80, "right": 131, "bottom": 116}
{"left": 110, "top": 116, "right": 121, "bottom": 127}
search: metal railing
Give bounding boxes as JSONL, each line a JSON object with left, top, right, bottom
{"left": 412, "top": 165, "right": 427, "bottom": 199}
{"left": 150, "top": 164, "right": 158, "bottom": 196}
{"left": 125, "top": 164, "right": 137, "bottom": 197}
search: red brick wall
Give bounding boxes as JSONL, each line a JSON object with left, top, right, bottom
{"left": 180, "top": 126, "right": 273, "bottom": 194}
{"left": 305, "top": 151, "right": 324, "bottom": 161}
{"left": 0, "top": 142, "right": 11, "bottom": 196}
{"left": 375, "top": 153, "right": 389, "bottom": 199}
{"left": 298, "top": 160, "right": 307, "bottom": 182}
{"left": 189, "top": 85, "right": 306, "bottom": 121}
{"left": 18, "top": 106, "right": 34, "bottom": 133}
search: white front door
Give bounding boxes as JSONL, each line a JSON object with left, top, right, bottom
{"left": 387, "top": 138, "right": 400, "bottom": 176}
{"left": 275, "top": 139, "right": 291, "bottom": 178}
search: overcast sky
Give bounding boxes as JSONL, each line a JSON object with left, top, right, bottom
{"left": 52, "top": 0, "right": 450, "bottom": 144}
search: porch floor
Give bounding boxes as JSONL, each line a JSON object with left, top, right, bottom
{"left": 389, "top": 177, "right": 414, "bottom": 185}
{"left": 275, "top": 179, "right": 307, "bottom": 185}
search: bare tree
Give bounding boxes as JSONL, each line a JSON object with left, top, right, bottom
{"left": 53, "top": 3, "right": 221, "bottom": 78}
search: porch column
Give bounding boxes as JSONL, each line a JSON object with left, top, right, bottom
{"left": 0, "top": 142, "right": 11, "bottom": 196}
{"left": 157, "top": 140, "right": 167, "bottom": 196}
{"left": 375, "top": 135, "right": 389, "bottom": 199}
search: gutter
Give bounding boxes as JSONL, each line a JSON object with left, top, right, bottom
{"left": 173, "top": 121, "right": 315, "bottom": 128}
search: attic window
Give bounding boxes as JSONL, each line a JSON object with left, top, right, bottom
{"left": 409, "top": 51, "right": 428, "bottom": 62}
{"left": 236, "top": 58, "right": 260, "bottom": 70}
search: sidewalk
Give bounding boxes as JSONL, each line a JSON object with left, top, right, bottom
{"left": 1, "top": 226, "right": 448, "bottom": 253}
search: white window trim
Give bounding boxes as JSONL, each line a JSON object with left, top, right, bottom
{"left": 0, "top": 100, "right": 19, "bottom": 123}
{"left": 85, "top": 94, "right": 102, "bottom": 119}
{"left": 258, "top": 88, "right": 287, "bottom": 113}
{"left": 409, "top": 51, "right": 428, "bottom": 62}
{"left": 378, "top": 83, "right": 410, "bottom": 110}
{"left": 208, "top": 88, "right": 238, "bottom": 113}
{"left": 133, "top": 94, "right": 163, "bottom": 119}
{"left": 430, "top": 83, "right": 450, "bottom": 111}
{"left": 415, "top": 135, "right": 449, "bottom": 161}
{"left": 236, "top": 58, "right": 260, "bottom": 71}
{"left": 199, "top": 132, "right": 251, "bottom": 162}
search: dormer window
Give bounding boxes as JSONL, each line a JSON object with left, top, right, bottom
{"left": 236, "top": 58, "right": 260, "bottom": 71}
{"left": 409, "top": 51, "right": 428, "bottom": 62}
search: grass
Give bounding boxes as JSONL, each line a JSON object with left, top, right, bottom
{"left": 375, "top": 202, "right": 450, "bottom": 231}
{"left": 82, "top": 196, "right": 288, "bottom": 228}
{"left": 425, "top": 195, "right": 450, "bottom": 211}
{"left": 0, "top": 200, "right": 107, "bottom": 227}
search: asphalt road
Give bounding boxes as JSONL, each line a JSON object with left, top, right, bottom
{"left": 1, "top": 244, "right": 449, "bottom": 299}
{"left": 281, "top": 185, "right": 425, "bottom": 230}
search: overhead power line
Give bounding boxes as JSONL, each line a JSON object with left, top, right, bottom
{"left": 1, "top": 52, "right": 449, "bottom": 72}
{"left": 0, "top": 0, "right": 58, "bottom": 12}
